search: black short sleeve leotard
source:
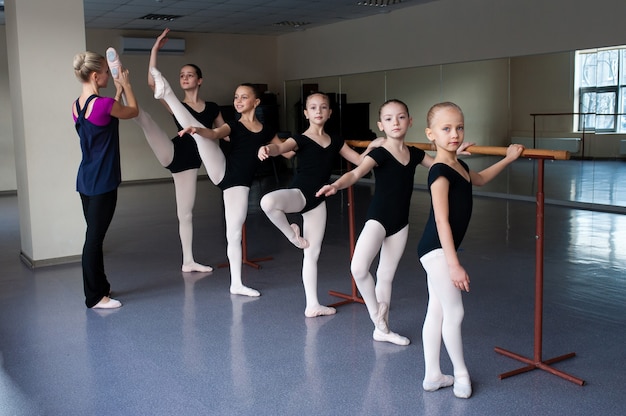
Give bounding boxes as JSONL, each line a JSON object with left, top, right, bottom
{"left": 289, "top": 134, "right": 345, "bottom": 213}
{"left": 417, "top": 160, "right": 473, "bottom": 258}
{"left": 217, "top": 120, "right": 277, "bottom": 191}
{"left": 366, "top": 146, "right": 425, "bottom": 236}
{"left": 167, "top": 101, "right": 221, "bottom": 173}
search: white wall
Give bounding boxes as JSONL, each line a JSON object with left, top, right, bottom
{"left": 276, "top": 0, "right": 626, "bottom": 80}
{"left": 2, "top": 0, "right": 626, "bottom": 192}
{"left": 0, "top": 29, "right": 16, "bottom": 192}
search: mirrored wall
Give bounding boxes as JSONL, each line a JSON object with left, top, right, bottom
{"left": 283, "top": 52, "right": 626, "bottom": 211}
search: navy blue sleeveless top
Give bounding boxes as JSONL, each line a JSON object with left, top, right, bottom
{"left": 74, "top": 95, "right": 121, "bottom": 196}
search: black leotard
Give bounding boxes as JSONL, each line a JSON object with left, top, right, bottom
{"left": 366, "top": 146, "right": 425, "bottom": 236}
{"left": 217, "top": 120, "right": 277, "bottom": 191}
{"left": 417, "top": 160, "right": 473, "bottom": 257}
{"left": 167, "top": 102, "right": 220, "bottom": 173}
{"left": 289, "top": 134, "right": 344, "bottom": 213}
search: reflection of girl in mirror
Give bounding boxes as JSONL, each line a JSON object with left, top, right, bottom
{"left": 418, "top": 102, "right": 524, "bottom": 398}
{"left": 72, "top": 51, "right": 138, "bottom": 309}
{"left": 258, "top": 92, "right": 381, "bottom": 317}
{"left": 150, "top": 66, "right": 285, "bottom": 297}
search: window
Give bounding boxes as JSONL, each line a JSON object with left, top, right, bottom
{"left": 575, "top": 47, "right": 626, "bottom": 133}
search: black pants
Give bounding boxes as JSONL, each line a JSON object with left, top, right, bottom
{"left": 80, "top": 189, "right": 117, "bottom": 308}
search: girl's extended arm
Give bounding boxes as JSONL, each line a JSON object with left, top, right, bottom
{"left": 470, "top": 144, "right": 523, "bottom": 186}
{"left": 430, "top": 177, "right": 471, "bottom": 292}
{"left": 147, "top": 29, "right": 172, "bottom": 112}
{"left": 339, "top": 137, "right": 385, "bottom": 166}
{"left": 269, "top": 135, "right": 296, "bottom": 159}
{"left": 178, "top": 123, "right": 231, "bottom": 141}
{"left": 258, "top": 137, "right": 297, "bottom": 160}
{"left": 316, "top": 156, "right": 377, "bottom": 197}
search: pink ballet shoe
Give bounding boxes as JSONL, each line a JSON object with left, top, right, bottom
{"left": 106, "top": 47, "right": 122, "bottom": 79}
{"left": 423, "top": 375, "right": 454, "bottom": 392}
{"left": 290, "top": 223, "right": 309, "bottom": 249}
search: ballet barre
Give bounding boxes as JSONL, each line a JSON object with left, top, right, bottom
{"left": 332, "top": 140, "right": 583, "bottom": 385}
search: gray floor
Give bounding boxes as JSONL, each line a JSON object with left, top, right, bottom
{"left": 1, "top": 158, "right": 625, "bottom": 416}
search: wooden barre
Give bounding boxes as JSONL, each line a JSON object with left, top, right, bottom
{"left": 345, "top": 140, "right": 570, "bottom": 161}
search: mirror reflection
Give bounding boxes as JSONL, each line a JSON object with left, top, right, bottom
{"left": 284, "top": 50, "right": 626, "bottom": 211}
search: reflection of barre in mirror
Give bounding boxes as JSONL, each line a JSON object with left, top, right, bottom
{"left": 342, "top": 140, "right": 583, "bottom": 387}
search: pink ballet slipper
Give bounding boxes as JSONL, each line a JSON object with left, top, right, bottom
{"left": 106, "top": 47, "right": 122, "bottom": 79}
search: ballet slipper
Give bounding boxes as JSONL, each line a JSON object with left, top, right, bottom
{"left": 373, "top": 328, "right": 410, "bottom": 346}
{"left": 91, "top": 296, "right": 122, "bottom": 309}
{"left": 304, "top": 305, "right": 337, "bottom": 318}
{"left": 422, "top": 375, "right": 454, "bottom": 392}
{"left": 181, "top": 262, "right": 213, "bottom": 273}
{"left": 230, "top": 285, "right": 260, "bottom": 297}
{"left": 375, "top": 302, "right": 389, "bottom": 333}
{"left": 290, "top": 223, "right": 309, "bottom": 249}
{"left": 106, "top": 47, "right": 122, "bottom": 79}
{"left": 453, "top": 375, "right": 472, "bottom": 399}
{"left": 150, "top": 67, "right": 172, "bottom": 100}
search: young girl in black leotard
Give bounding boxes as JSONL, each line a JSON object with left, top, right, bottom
{"left": 418, "top": 102, "right": 523, "bottom": 398}
{"left": 316, "top": 99, "right": 437, "bottom": 345}
{"left": 133, "top": 28, "right": 225, "bottom": 273}
{"left": 150, "top": 68, "right": 284, "bottom": 297}
{"left": 257, "top": 93, "right": 382, "bottom": 317}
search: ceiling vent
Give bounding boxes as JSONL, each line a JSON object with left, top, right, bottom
{"left": 140, "top": 13, "right": 182, "bottom": 22}
{"left": 356, "top": 0, "right": 404, "bottom": 7}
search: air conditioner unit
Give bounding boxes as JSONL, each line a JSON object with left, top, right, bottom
{"left": 120, "top": 37, "right": 185, "bottom": 55}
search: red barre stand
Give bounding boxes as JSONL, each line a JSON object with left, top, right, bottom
{"left": 328, "top": 162, "right": 365, "bottom": 307}
{"left": 218, "top": 223, "right": 273, "bottom": 270}
{"left": 494, "top": 157, "right": 584, "bottom": 386}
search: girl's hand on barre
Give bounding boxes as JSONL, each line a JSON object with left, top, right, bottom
{"left": 505, "top": 143, "right": 525, "bottom": 161}
{"left": 316, "top": 184, "right": 338, "bottom": 197}
{"left": 368, "top": 137, "right": 386, "bottom": 148}
{"left": 457, "top": 141, "right": 475, "bottom": 155}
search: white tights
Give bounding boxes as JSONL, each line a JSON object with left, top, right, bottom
{"left": 260, "top": 190, "right": 334, "bottom": 316}
{"left": 420, "top": 249, "right": 469, "bottom": 382}
{"left": 351, "top": 221, "right": 408, "bottom": 328}
{"left": 133, "top": 109, "right": 210, "bottom": 272}
{"left": 223, "top": 186, "right": 259, "bottom": 296}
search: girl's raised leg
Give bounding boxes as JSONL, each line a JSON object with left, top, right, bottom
{"left": 133, "top": 108, "right": 174, "bottom": 167}
{"left": 260, "top": 189, "right": 309, "bottom": 249}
